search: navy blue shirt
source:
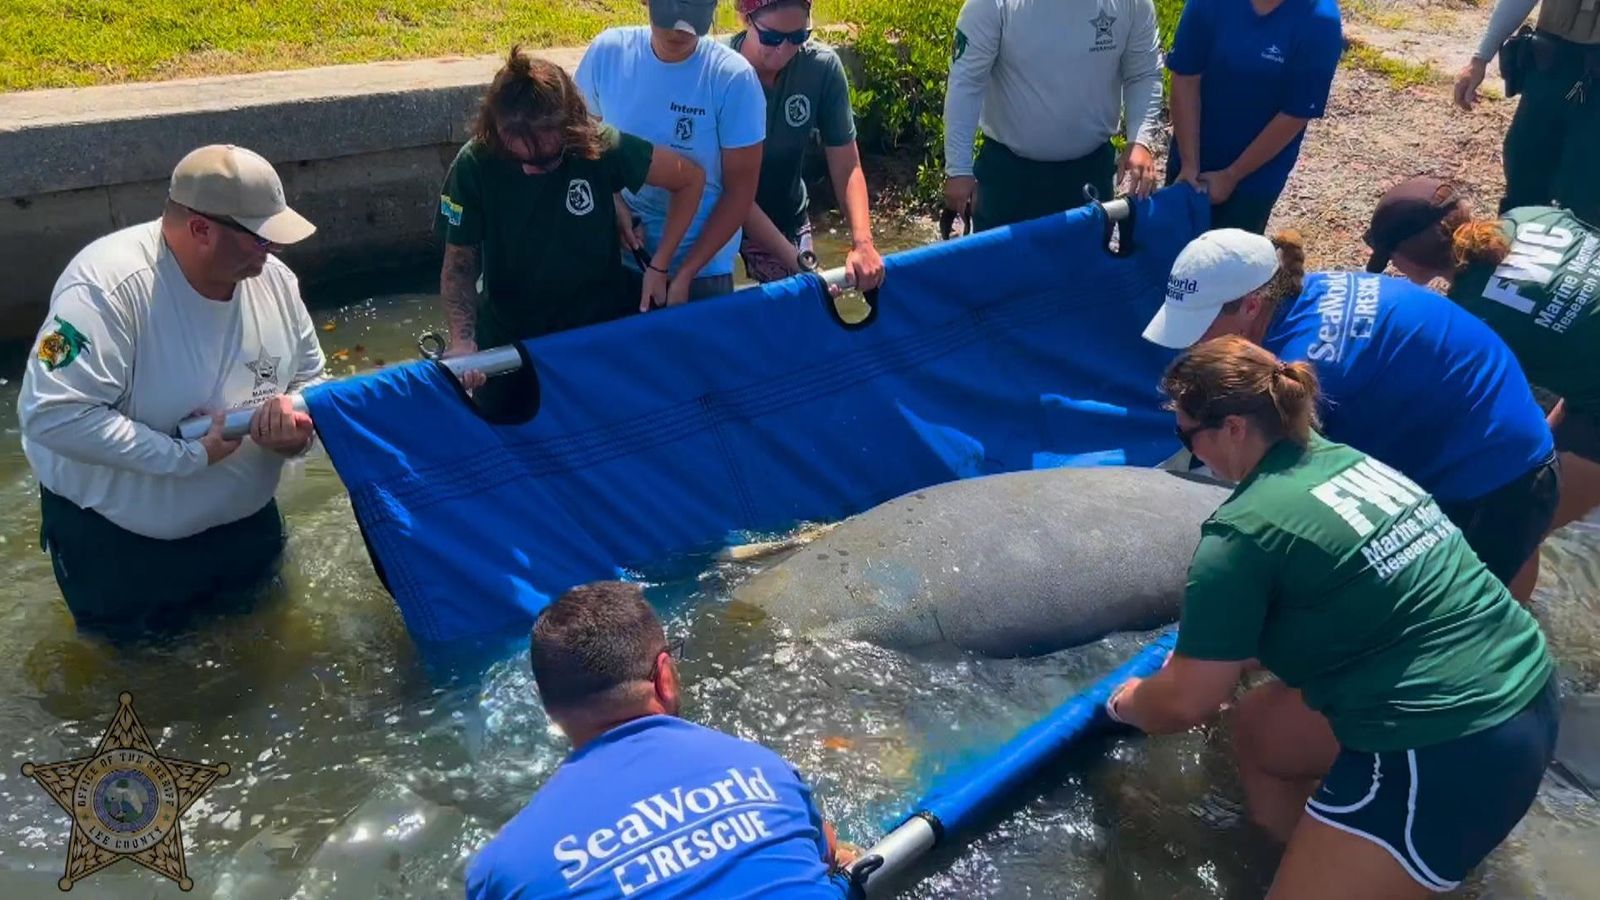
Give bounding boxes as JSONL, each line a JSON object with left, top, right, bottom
{"left": 466, "top": 715, "right": 848, "bottom": 900}
{"left": 1166, "top": 0, "right": 1343, "bottom": 200}
{"left": 1262, "top": 272, "right": 1553, "bottom": 502}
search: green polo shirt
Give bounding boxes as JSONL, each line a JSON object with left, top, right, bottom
{"left": 1448, "top": 206, "right": 1600, "bottom": 407}
{"left": 727, "top": 34, "right": 857, "bottom": 240}
{"left": 436, "top": 127, "right": 653, "bottom": 345}
{"left": 1177, "top": 434, "right": 1553, "bottom": 752}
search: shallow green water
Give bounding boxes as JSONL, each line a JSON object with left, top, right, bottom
{"left": 0, "top": 224, "right": 1595, "bottom": 899}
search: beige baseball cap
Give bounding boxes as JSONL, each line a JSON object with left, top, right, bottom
{"left": 168, "top": 144, "right": 315, "bottom": 245}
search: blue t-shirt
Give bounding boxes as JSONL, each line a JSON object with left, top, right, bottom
{"left": 1166, "top": 0, "right": 1342, "bottom": 200}
{"left": 576, "top": 27, "right": 767, "bottom": 279}
{"left": 465, "top": 716, "right": 848, "bottom": 900}
{"left": 1262, "top": 272, "right": 1553, "bottom": 502}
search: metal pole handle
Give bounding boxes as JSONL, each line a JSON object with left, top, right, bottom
{"left": 844, "top": 815, "right": 939, "bottom": 895}
{"left": 174, "top": 342, "right": 523, "bottom": 441}
{"left": 173, "top": 198, "right": 1134, "bottom": 444}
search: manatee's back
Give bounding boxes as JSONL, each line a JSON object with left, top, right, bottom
{"left": 735, "top": 467, "right": 1230, "bottom": 657}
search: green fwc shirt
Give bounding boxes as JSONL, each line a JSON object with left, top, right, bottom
{"left": 436, "top": 127, "right": 653, "bottom": 346}
{"left": 1448, "top": 206, "right": 1600, "bottom": 408}
{"left": 727, "top": 34, "right": 857, "bottom": 241}
{"left": 1176, "top": 435, "right": 1553, "bottom": 753}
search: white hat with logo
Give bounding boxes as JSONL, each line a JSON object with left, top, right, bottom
{"left": 1141, "top": 229, "right": 1280, "bottom": 349}
{"left": 168, "top": 144, "right": 316, "bottom": 246}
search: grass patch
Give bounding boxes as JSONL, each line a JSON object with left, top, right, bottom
{"left": 0, "top": 0, "right": 851, "bottom": 92}
{"left": 1342, "top": 40, "right": 1441, "bottom": 89}
{"left": 1342, "top": 0, "right": 1414, "bottom": 29}
{"left": 1367, "top": 9, "right": 1414, "bottom": 29}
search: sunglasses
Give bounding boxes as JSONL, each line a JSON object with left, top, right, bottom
{"left": 189, "top": 208, "right": 274, "bottom": 248}
{"left": 1175, "top": 419, "right": 1221, "bottom": 455}
{"left": 753, "top": 21, "right": 811, "bottom": 46}
{"left": 645, "top": 634, "right": 692, "bottom": 681}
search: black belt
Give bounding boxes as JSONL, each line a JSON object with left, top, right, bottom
{"left": 1504, "top": 28, "right": 1600, "bottom": 101}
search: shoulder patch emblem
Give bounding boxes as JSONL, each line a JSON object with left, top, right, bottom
{"left": 38, "top": 316, "right": 90, "bottom": 371}
{"left": 953, "top": 29, "right": 968, "bottom": 62}
{"left": 440, "top": 195, "right": 464, "bottom": 227}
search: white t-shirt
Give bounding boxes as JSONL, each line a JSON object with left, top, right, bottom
{"left": 18, "top": 221, "right": 326, "bottom": 540}
{"left": 576, "top": 27, "right": 767, "bottom": 278}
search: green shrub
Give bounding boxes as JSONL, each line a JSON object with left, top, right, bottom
{"left": 1156, "top": 0, "right": 1185, "bottom": 52}
{"left": 834, "top": 0, "right": 964, "bottom": 203}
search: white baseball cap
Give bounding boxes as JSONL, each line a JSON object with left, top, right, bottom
{"left": 1141, "top": 229, "right": 1280, "bottom": 349}
{"left": 168, "top": 144, "right": 316, "bottom": 245}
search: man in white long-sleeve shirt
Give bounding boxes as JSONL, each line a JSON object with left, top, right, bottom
{"left": 942, "top": 0, "right": 1165, "bottom": 232}
{"left": 19, "top": 144, "right": 324, "bottom": 633}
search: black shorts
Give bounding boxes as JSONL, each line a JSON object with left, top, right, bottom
{"left": 1437, "top": 453, "right": 1560, "bottom": 585}
{"left": 1305, "top": 677, "right": 1561, "bottom": 892}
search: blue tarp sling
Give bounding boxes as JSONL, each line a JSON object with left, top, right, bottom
{"left": 304, "top": 187, "right": 1210, "bottom": 644}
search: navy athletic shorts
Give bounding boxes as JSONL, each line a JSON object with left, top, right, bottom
{"left": 1303, "top": 677, "right": 1561, "bottom": 892}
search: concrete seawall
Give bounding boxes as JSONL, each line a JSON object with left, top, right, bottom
{"left": 0, "top": 48, "right": 585, "bottom": 344}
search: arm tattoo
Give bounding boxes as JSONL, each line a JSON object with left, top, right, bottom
{"left": 440, "top": 244, "right": 481, "bottom": 344}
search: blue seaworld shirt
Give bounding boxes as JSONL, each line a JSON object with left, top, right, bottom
{"left": 1262, "top": 272, "right": 1553, "bottom": 502}
{"left": 465, "top": 716, "right": 849, "bottom": 899}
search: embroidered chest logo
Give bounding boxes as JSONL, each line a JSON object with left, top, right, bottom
{"left": 38, "top": 316, "right": 90, "bottom": 371}
{"left": 784, "top": 95, "right": 812, "bottom": 128}
{"left": 1091, "top": 10, "right": 1117, "bottom": 50}
{"left": 675, "top": 116, "right": 695, "bottom": 143}
{"left": 566, "top": 178, "right": 596, "bottom": 216}
{"left": 245, "top": 346, "right": 281, "bottom": 389}
{"left": 1262, "top": 44, "right": 1286, "bottom": 64}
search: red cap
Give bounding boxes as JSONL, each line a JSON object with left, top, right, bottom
{"left": 738, "top": 0, "right": 811, "bottom": 15}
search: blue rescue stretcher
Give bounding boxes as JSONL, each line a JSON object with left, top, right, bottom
{"left": 302, "top": 186, "right": 1212, "bottom": 891}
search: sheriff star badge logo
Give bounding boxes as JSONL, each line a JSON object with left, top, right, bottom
{"left": 22, "top": 692, "right": 229, "bottom": 892}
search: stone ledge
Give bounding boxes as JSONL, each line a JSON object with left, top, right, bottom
{"left": 0, "top": 48, "right": 587, "bottom": 199}
{"left": 0, "top": 50, "right": 591, "bottom": 343}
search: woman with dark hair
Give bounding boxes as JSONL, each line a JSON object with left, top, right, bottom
{"left": 1141, "top": 228, "right": 1560, "bottom": 602}
{"left": 436, "top": 47, "right": 705, "bottom": 370}
{"left": 728, "top": 0, "right": 883, "bottom": 290}
{"left": 1364, "top": 175, "right": 1600, "bottom": 587}
{"left": 1106, "top": 336, "right": 1559, "bottom": 898}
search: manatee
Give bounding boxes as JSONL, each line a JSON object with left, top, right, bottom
{"left": 222, "top": 781, "right": 467, "bottom": 896}
{"left": 733, "top": 466, "right": 1231, "bottom": 657}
